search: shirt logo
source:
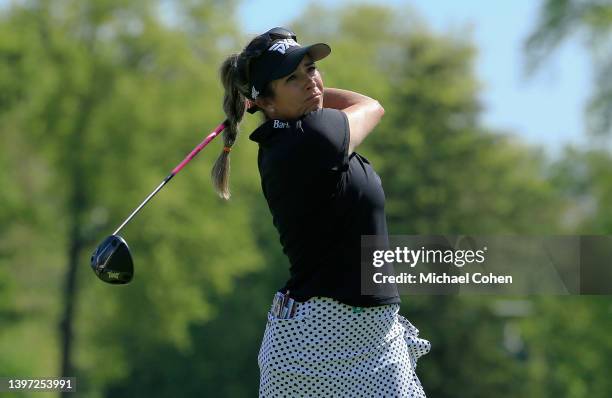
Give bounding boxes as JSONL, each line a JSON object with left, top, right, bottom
{"left": 273, "top": 120, "right": 290, "bottom": 129}
{"left": 268, "top": 39, "right": 299, "bottom": 55}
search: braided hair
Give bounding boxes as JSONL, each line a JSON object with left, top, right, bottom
{"left": 212, "top": 33, "right": 284, "bottom": 199}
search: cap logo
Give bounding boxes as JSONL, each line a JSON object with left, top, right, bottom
{"left": 268, "top": 39, "right": 299, "bottom": 55}
{"left": 251, "top": 86, "right": 259, "bottom": 99}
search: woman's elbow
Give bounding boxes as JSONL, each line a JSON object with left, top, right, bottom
{"left": 374, "top": 100, "right": 385, "bottom": 120}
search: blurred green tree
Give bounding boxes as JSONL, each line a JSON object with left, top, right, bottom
{"left": 0, "top": 0, "right": 263, "bottom": 396}
{"left": 549, "top": 146, "right": 612, "bottom": 233}
{"left": 526, "top": 0, "right": 612, "bottom": 137}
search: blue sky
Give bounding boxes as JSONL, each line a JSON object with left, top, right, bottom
{"left": 239, "top": 0, "right": 592, "bottom": 156}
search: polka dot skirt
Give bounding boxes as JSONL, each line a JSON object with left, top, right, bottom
{"left": 258, "top": 295, "right": 431, "bottom": 397}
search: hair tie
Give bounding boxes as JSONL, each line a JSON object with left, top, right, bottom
{"left": 223, "top": 146, "right": 232, "bottom": 153}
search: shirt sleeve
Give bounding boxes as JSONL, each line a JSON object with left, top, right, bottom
{"left": 300, "top": 108, "right": 350, "bottom": 171}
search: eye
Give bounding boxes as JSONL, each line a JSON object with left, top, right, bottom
{"left": 286, "top": 74, "right": 296, "bottom": 82}
{"left": 308, "top": 65, "right": 317, "bottom": 73}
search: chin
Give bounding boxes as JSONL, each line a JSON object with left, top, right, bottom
{"left": 302, "top": 105, "right": 320, "bottom": 116}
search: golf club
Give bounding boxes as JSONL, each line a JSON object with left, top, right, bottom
{"left": 90, "top": 120, "right": 228, "bottom": 284}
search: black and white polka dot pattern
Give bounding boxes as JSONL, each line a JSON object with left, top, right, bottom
{"left": 258, "top": 295, "right": 431, "bottom": 397}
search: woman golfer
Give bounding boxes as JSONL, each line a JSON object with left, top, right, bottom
{"left": 214, "top": 27, "right": 431, "bottom": 397}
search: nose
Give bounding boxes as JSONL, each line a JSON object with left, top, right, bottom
{"left": 304, "top": 74, "right": 316, "bottom": 91}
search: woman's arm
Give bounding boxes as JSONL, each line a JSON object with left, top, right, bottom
{"left": 323, "top": 88, "right": 385, "bottom": 154}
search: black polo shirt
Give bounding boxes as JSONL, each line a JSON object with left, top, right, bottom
{"left": 249, "top": 108, "right": 400, "bottom": 307}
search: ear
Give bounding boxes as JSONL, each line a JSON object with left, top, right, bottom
{"left": 254, "top": 97, "right": 274, "bottom": 111}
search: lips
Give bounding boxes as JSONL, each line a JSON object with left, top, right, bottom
{"left": 306, "top": 92, "right": 322, "bottom": 102}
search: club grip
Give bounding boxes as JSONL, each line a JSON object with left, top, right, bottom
{"left": 171, "top": 120, "right": 228, "bottom": 175}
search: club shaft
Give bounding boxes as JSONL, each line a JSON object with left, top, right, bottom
{"left": 112, "top": 120, "right": 228, "bottom": 236}
{"left": 112, "top": 174, "right": 173, "bottom": 235}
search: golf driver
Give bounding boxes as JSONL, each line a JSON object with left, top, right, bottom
{"left": 90, "top": 120, "right": 228, "bottom": 284}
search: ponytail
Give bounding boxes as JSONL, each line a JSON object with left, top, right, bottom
{"left": 212, "top": 53, "right": 248, "bottom": 200}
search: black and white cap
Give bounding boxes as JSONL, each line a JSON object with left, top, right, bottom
{"left": 246, "top": 29, "right": 331, "bottom": 100}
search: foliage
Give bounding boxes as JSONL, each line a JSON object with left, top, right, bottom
{"left": 526, "top": 0, "right": 612, "bottom": 136}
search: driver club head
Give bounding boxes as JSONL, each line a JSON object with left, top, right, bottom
{"left": 90, "top": 235, "right": 134, "bottom": 284}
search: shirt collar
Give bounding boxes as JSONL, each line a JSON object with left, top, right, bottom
{"left": 248, "top": 119, "right": 274, "bottom": 144}
{"left": 249, "top": 118, "right": 296, "bottom": 144}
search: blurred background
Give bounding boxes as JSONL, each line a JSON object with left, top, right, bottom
{"left": 1, "top": 0, "right": 611, "bottom": 397}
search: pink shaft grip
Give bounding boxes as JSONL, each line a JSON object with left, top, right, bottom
{"left": 172, "top": 121, "right": 228, "bottom": 175}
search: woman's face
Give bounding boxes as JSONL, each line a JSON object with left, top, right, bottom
{"left": 257, "top": 55, "right": 324, "bottom": 120}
